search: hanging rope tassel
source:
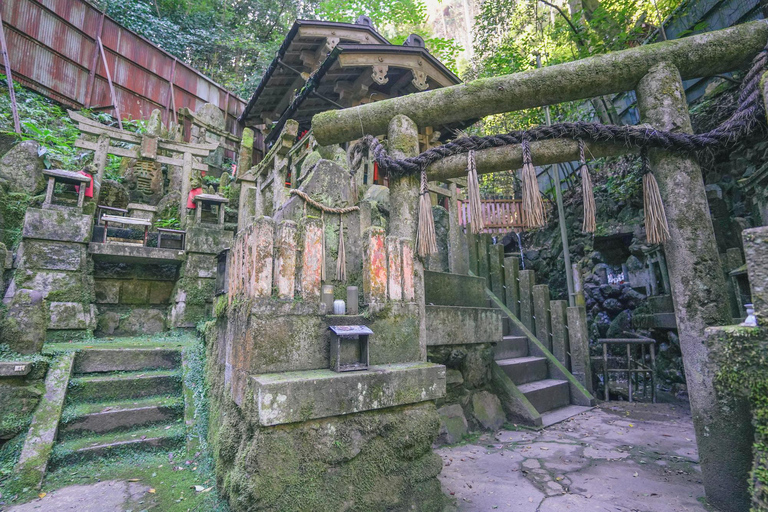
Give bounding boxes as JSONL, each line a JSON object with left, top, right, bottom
{"left": 641, "top": 150, "right": 671, "bottom": 244}
{"left": 417, "top": 168, "right": 438, "bottom": 257}
{"left": 320, "top": 211, "right": 326, "bottom": 282}
{"left": 466, "top": 150, "right": 484, "bottom": 234}
{"left": 578, "top": 139, "right": 596, "bottom": 233}
{"left": 520, "top": 138, "right": 546, "bottom": 229}
{"left": 336, "top": 217, "right": 346, "bottom": 281}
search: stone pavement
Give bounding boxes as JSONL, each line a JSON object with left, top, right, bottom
{"left": 4, "top": 480, "right": 151, "bottom": 512}
{"left": 438, "top": 401, "right": 709, "bottom": 511}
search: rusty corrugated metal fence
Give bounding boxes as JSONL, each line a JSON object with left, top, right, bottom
{"left": 0, "top": 0, "right": 246, "bottom": 137}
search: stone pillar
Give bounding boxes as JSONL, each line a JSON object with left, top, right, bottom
{"left": 363, "top": 227, "right": 387, "bottom": 307}
{"left": 273, "top": 221, "right": 297, "bottom": 300}
{"left": 504, "top": 256, "right": 520, "bottom": 318}
{"left": 401, "top": 239, "right": 415, "bottom": 302}
{"left": 237, "top": 174, "right": 256, "bottom": 232}
{"left": 566, "top": 306, "right": 592, "bottom": 393}
{"left": 637, "top": 61, "right": 752, "bottom": 511}
{"left": 387, "top": 115, "right": 426, "bottom": 359}
{"left": 519, "top": 270, "right": 535, "bottom": 332}
{"left": 477, "top": 235, "right": 490, "bottom": 282}
{"left": 447, "top": 182, "right": 467, "bottom": 274}
{"left": 550, "top": 300, "right": 569, "bottom": 369}
{"left": 237, "top": 127, "right": 254, "bottom": 174}
{"left": 301, "top": 218, "right": 323, "bottom": 302}
{"left": 387, "top": 236, "right": 403, "bottom": 301}
{"left": 467, "top": 231, "right": 479, "bottom": 275}
{"left": 532, "top": 284, "right": 551, "bottom": 350}
{"left": 489, "top": 244, "right": 505, "bottom": 300}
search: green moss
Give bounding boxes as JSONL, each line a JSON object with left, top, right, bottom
{"left": 178, "top": 278, "right": 216, "bottom": 306}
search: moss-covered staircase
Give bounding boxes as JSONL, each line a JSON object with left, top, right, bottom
{"left": 49, "top": 347, "right": 186, "bottom": 468}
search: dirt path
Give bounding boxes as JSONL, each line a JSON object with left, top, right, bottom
{"left": 437, "top": 401, "right": 710, "bottom": 511}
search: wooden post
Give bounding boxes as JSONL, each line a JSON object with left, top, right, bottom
{"left": 76, "top": 181, "right": 86, "bottom": 209}
{"left": 532, "top": 284, "right": 552, "bottom": 350}
{"left": 518, "top": 269, "right": 535, "bottom": 332}
{"left": 165, "top": 58, "right": 178, "bottom": 127}
{"left": 550, "top": 299, "right": 569, "bottom": 369}
{"left": 84, "top": 13, "right": 105, "bottom": 109}
{"left": 97, "top": 37, "right": 122, "bottom": 130}
{"left": 637, "top": 61, "right": 751, "bottom": 511}
{"left": 504, "top": 256, "right": 520, "bottom": 318}
{"left": 43, "top": 177, "right": 55, "bottom": 206}
{"left": 91, "top": 134, "right": 110, "bottom": 205}
{"left": 180, "top": 151, "right": 193, "bottom": 227}
{"left": 0, "top": 9, "right": 20, "bottom": 134}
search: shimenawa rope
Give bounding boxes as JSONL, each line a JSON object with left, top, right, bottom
{"left": 579, "top": 139, "right": 596, "bottom": 233}
{"left": 466, "top": 150, "right": 484, "bottom": 234}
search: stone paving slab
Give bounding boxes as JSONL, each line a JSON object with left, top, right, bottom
{"left": 438, "top": 401, "right": 708, "bottom": 511}
{"left": 5, "top": 480, "right": 151, "bottom": 512}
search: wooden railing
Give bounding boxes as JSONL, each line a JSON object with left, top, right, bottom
{"left": 458, "top": 199, "right": 523, "bottom": 233}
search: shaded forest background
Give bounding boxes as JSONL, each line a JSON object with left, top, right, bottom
{"left": 95, "top": 0, "right": 680, "bottom": 110}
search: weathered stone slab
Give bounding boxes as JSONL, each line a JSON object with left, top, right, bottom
{"left": 120, "top": 280, "right": 150, "bottom": 304}
{"left": 424, "top": 270, "right": 487, "bottom": 307}
{"left": 425, "top": 305, "right": 502, "bottom": 346}
{"left": 184, "top": 253, "right": 217, "bottom": 278}
{"left": 387, "top": 236, "right": 402, "bottom": 300}
{"left": 273, "top": 221, "right": 298, "bottom": 300}
{"left": 550, "top": 300, "right": 570, "bottom": 369}
{"left": 250, "top": 362, "right": 445, "bottom": 425}
{"left": 567, "top": 306, "right": 593, "bottom": 394}
{"left": 533, "top": 284, "right": 552, "bottom": 351}
{"left": 94, "top": 280, "right": 120, "bottom": 304}
{"left": 519, "top": 270, "right": 535, "bottom": 330}
{"left": 470, "top": 390, "right": 505, "bottom": 430}
{"left": 149, "top": 281, "right": 175, "bottom": 304}
{"left": 17, "top": 353, "right": 75, "bottom": 489}
{"left": 436, "top": 404, "right": 468, "bottom": 445}
{"left": 300, "top": 218, "right": 323, "bottom": 301}
{"left": 489, "top": 244, "right": 505, "bottom": 299}
{"left": 96, "top": 307, "right": 167, "bottom": 335}
{"left": 401, "top": 238, "right": 415, "bottom": 301}
{"left": 0, "top": 361, "right": 31, "bottom": 377}
{"left": 19, "top": 240, "right": 85, "bottom": 271}
{"left": 48, "top": 302, "right": 96, "bottom": 330}
{"left": 504, "top": 256, "right": 520, "bottom": 317}
{"left": 3, "top": 289, "right": 48, "bottom": 354}
{"left": 87, "top": 243, "right": 185, "bottom": 264}
{"left": 22, "top": 208, "right": 92, "bottom": 243}
{"left": 185, "top": 224, "right": 233, "bottom": 255}
{"left": 363, "top": 227, "right": 387, "bottom": 305}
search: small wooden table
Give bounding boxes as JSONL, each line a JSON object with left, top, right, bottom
{"left": 157, "top": 227, "right": 186, "bottom": 250}
{"left": 42, "top": 169, "right": 91, "bottom": 209}
{"left": 101, "top": 214, "right": 151, "bottom": 246}
{"left": 97, "top": 205, "right": 128, "bottom": 224}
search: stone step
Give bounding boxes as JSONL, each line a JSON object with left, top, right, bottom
{"left": 74, "top": 348, "right": 181, "bottom": 374}
{"left": 496, "top": 356, "right": 548, "bottom": 385}
{"left": 494, "top": 335, "right": 528, "bottom": 360}
{"left": 540, "top": 405, "right": 594, "bottom": 428}
{"left": 517, "top": 379, "right": 571, "bottom": 414}
{"left": 59, "top": 396, "right": 184, "bottom": 440}
{"left": 51, "top": 424, "right": 185, "bottom": 467}
{"left": 67, "top": 369, "right": 182, "bottom": 403}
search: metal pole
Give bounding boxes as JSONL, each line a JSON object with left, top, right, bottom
{"left": 0, "top": 6, "right": 21, "bottom": 134}
{"left": 537, "top": 54, "right": 575, "bottom": 306}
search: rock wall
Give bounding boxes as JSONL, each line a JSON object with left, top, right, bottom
{"left": 203, "top": 319, "right": 446, "bottom": 512}
{"left": 429, "top": 343, "right": 505, "bottom": 444}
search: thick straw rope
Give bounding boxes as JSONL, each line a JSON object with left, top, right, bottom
{"left": 641, "top": 150, "right": 671, "bottom": 244}
{"left": 466, "top": 150, "right": 485, "bottom": 233}
{"left": 579, "top": 139, "right": 596, "bottom": 233}
{"left": 520, "top": 139, "right": 546, "bottom": 228}
{"left": 349, "top": 39, "right": 768, "bottom": 179}
{"left": 417, "top": 168, "right": 438, "bottom": 256}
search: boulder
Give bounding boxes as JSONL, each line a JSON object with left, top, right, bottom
{"left": 436, "top": 404, "right": 468, "bottom": 445}
{"left": 0, "top": 140, "right": 46, "bottom": 194}
{"left": 470, "top": 391, "right": 505, "bottom": 430}
{"left": 606, "top": 309, "right": 632, "bottom": 338}
{"left": 99, "top": 179, "right": 129, "bottom": 209}
{"left": 602, "top": 298, "right": 624, "bottom": 315}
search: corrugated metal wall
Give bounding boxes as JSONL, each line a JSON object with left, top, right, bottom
{"left": 0, "top": 0, "right": 246, "bottom": 136}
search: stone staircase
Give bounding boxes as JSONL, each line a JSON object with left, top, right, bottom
{"left": 495, "top": 333, "right": 591, "bottom": 427}
{"left": 50, "top": 347, "right": 186, "bottom": 467}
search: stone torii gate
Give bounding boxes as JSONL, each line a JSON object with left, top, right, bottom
{"left": 312, "top": 21, "right": 768, "bottom": 512}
